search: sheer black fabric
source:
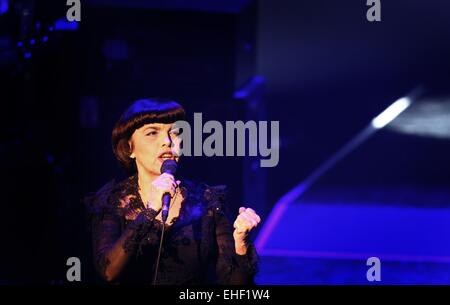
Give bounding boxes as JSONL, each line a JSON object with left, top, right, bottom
{"left": 84, "top": 175, "right": 258, "bottom": 284}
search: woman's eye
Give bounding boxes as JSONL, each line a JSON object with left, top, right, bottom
{"left": 146, "top": 131, "right": 157, "bottom": 136}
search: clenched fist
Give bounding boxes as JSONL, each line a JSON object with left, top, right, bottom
{"left": 233, "top": 207, "right": 261, "bottom": 255}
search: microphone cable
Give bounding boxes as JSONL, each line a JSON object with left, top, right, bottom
{"left": 153, "top": 221, "right": 166, "bottom": 285}
{"left": 152, "top": 187, "right": 179, "bottom": 285}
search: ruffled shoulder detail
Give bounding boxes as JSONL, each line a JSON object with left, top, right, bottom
{"left": 177, "top": 181, "right": 229, "bottom": 219}
{"left": 83, "top": 179, "right": 118, "bottom": 217}
{"left": 204, "top": 185, "right": 227, "bottom": 203}
{"left": 203, "top": 184, "right": 228, "bottom": 214}
{"left": 84, "top": 175, "right": 146, "bottom": 221}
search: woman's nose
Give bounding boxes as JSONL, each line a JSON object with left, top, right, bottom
{"left": 162, "top": 133, "right": 173, "bottom": 146}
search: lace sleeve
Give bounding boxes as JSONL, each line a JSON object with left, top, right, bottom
{"left": 205, "top": 185, "right": 259, "bottom": 285}
{"left": 84, "top": 181, "right": 160, "bottom": 282}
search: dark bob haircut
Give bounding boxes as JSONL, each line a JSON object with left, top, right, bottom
{"left": 112, "top": 98, "right": 185, "bottom": 172}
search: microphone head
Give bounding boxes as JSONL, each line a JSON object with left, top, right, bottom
{"left": 160, "top": 159, "right": 178, "bottom": 175}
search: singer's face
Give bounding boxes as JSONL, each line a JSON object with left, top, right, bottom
{"left": 128, "top": 123, "right": 181, "bottom": 176}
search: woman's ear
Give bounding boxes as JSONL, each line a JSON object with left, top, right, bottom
{"left": 128, "top": 140, "right": 135, "bottom": 159}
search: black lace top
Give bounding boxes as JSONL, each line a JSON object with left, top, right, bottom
{"left": 84, "top": 175, "right": 258, "bottom": 285}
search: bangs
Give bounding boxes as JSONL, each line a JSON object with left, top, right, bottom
{"left": 121, "top": 106, "right": 185, "bottom": 138}
{"left": 115, "top": 98, "right": 185, "bottom": 139}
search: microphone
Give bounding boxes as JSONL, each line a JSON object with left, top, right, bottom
{"left": 160, "top": 159, "right": 178, "bottom": 223}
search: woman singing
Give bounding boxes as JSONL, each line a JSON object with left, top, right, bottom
{"left": 84, "top": 98, "right": 261, "bottom": 284}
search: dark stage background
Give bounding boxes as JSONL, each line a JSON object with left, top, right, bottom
{"left": 1, "top": 0, "right": 450, "bottom": 284}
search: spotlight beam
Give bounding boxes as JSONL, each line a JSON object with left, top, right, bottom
{"left": 255, "top": 85, "right": 425, "bottom": 252}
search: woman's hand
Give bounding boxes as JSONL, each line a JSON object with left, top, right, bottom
{"left": 145, "top": 173, "right": 180, "bottom": 211}
{"left": 233, "top": 207, "right": 261, "bottom": 255}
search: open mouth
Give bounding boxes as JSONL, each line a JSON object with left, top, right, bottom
{"left": 158, "top": 151, "right": 176, "bottom": 162}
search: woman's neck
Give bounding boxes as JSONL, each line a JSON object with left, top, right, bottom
{"left": 137, "top": 170, "right": 158, "bottom": 195}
